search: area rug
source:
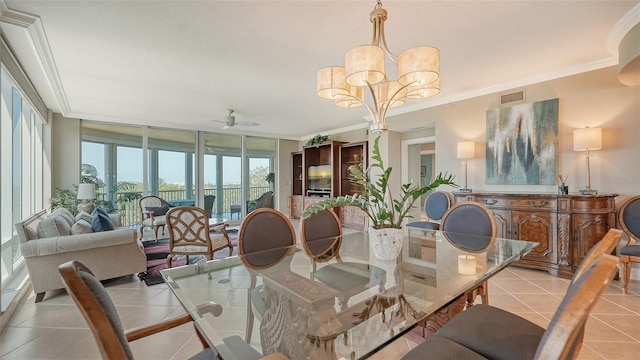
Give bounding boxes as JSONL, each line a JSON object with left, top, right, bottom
{"left": 141, "top": 229, "right": 239, "bottom": 286}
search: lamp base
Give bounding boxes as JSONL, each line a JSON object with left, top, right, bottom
{"left": 78, "top": 201, "right": 96, "bottom": 214}
{"left": 579, "top": 189, "right": 597, "bottom": 195}
{"left": 458, "top": 188, "right": 472, "bottom": 193}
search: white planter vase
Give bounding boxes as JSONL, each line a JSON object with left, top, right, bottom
{"left": 368, "top": 227, "right": 403, "bottom": 261}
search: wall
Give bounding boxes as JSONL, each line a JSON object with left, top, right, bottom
{"left": 430, "top": 66, "right": 639, "bottom": 201}
{"left": 51, "top": 113, "right": 81, "bottom": 193}
{"left": 277, "top": 139, "right": 299, "bottom": 214}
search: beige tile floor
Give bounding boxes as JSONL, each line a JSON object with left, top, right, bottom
{"left": 1, "top": 239, "right": 639, "bottom": 359}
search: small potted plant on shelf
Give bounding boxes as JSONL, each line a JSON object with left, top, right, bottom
{"left": 303, "top": 136, "right": 457, "bottom": 260}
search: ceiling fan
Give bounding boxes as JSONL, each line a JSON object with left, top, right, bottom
{"left": 212, "top": 109, "right": 259, "bottom": 130}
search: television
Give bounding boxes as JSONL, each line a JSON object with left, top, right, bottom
{"left": 307, "top": 165, "right": 331, "bottom": 190}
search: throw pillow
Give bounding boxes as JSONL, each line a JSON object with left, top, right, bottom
{"left": 71, "top": 219, "right": 94, "bottom": 235}
{"left": 75, "top": 211, "right": 93, "bottom": 223}
{"left": 37, "top": 211, "right": 73, "bottom": 238}
{"left": 146, "top": 205, "right": 170, "bottom": 216}
{"left": 91, "top": 207, "right": 115, "bottom": 232}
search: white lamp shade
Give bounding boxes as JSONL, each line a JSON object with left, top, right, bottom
{"left": 345, "top": 45, "right": 385, "bottom": 86}
{"left": 317, "top": 66, "right": 349, "bottom": 100}
{"left": 398, "top": 46, "right": 440, "bottom": 86}
{"left": 77, "top": 183, "right": 96, "bottom": 200}
{"left": 335, "top": 86, "right": 364, "bottom": 108}
{"left": 405, "top": 78, "right": 441, "bottom": 99}
{"left": 375, "top": 81, "right": 406, "bottom": 108}
{"left": 573, "top": 127, "right": 602, "bottom": 151}
{"left": 457, "top": 141, "right": 475, "bottom": 159}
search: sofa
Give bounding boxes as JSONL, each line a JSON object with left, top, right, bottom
{"left": 15, "top": 208, "right": 147, "bottom": 302}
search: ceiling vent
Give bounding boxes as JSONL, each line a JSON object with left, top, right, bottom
{"left": 500, "top": 90, "right": 525, "bottom": 105}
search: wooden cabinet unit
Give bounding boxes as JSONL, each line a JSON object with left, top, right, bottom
{"left": 339, "top": 141, "right": 368, "bottom": 196}
{"left": 288, "top": 141, "right": 368, "bottom": 228}
{"left": 453, "top": 192, "right": 617, "bottom": 279}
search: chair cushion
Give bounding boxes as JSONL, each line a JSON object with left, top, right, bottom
{"left": 622, "top": 198, "right": 640, "bottom": 238}
{"left": 314, "top": 262, "right": 371, "bottom": 292}
{"left": 402, "top": 333, "right": 488, "bottom": 360}
{"left": 188, "top": 347, "right": 217, "bottom": 360}
{"left": 91, "top": 207, "right": 115, "bottom": 232}
{"left": 147, "top": 205, "right": 170, "bottom": 216}
{"left": 435, "top": 304, "right": 544, "bottom": 360}
{"left": 620, "top": 245, "right": 640, "bottom": 256}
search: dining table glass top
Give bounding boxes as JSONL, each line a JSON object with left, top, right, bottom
{"left": 161, "top": 229, "right": 537, "bottom": 360}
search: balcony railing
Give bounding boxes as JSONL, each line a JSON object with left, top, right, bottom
{"left": 98, "top": 186, "right": 271, "bottom": 227}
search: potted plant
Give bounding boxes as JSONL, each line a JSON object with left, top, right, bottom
{"left": 265, "top": 172, "right": 275, "bottom": 191}
{"left": 303, "top": 136, "right": 457, "bottom": 260}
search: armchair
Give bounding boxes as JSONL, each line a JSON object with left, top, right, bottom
{"left": 138, "top": 195, "right": 170, "bottom": 241}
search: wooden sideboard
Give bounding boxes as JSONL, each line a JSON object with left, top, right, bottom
{"left": 453, "top": 192, "right": 617, "bottom": 279}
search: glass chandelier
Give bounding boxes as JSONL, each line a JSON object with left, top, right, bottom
{"left": 316, "top": 0, "right": 440, "bottom": 133}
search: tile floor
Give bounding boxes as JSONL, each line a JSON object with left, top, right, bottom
{"left": 1, "top": 236, "right": 639, "bottom": 359}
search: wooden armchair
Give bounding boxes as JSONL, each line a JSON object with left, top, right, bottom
{"left": 59, "top": 260, "right": 288, "bottom": 360}
{"left": 165, "top": 206, "right": 233, "bottom": 268}
{"left": 138, "top": 195, "right": 170, "bottom": 241}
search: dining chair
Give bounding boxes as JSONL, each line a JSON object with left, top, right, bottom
{"left": 138, "top": 195, "right": 170, "bottom": 241}
{"left": 406, "top": 191, "right": 453, "bottom": 230}
{"left": 59, "top": 260, "right": 288, "bottom": 360}
{"left": 401, "top": 253, "right": 619, "bottom": 360}
{"left": 440, "top": 201, "right": 497, "bottom": 306}
{"left": 165, "top": 206, "right": 233, "bottom": 268}
{"left": 203, "top": 194, "right": 215, "bottom": 218}
{"left": 58, "top": 259, "right": 216, "bottom": 360}
{"left": 238, "top": 208, "right": 297, "bottom": 343}
{"left": 300, "top": 209, "right": 372, "bottom": 310}
{"left": 619, "top": 195, "right": 640, "bottom": 294}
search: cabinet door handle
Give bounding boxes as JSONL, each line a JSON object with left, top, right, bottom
{"left": 528, "top": 201, "right": 548, "bottom": 208}
{"left": 482, "top": 199, "right": 498, "bottom": 206}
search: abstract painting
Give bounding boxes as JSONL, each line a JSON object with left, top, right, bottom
{"left": 486, "top": 98, "right": 558, "bottom": 185}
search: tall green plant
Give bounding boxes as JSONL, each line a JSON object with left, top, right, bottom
{"left": 303, "top": 136, "right": 457, "bottom": 228}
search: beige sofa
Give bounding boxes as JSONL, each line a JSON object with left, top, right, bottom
{"left": 15, "top": 208, "right": 147, "bottom": 302}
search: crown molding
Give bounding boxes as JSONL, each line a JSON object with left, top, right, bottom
{"left": 0, "top": 0, "right": 70, "bottom": 114}
{"left": 607, "top": 2, "right": 640, "bottom": 54}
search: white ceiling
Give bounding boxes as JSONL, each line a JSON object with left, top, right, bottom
{"left": 1, "top": 0, "right": 638, "bottom": 140}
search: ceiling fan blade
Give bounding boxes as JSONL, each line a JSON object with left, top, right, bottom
{"left": 235, "top": 121, "right": 260, "bottom": 127}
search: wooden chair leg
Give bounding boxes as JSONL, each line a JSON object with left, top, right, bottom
{"left": 480, "top": 281, "right": 489, "bottom": 304}
{"left": 154, "top": 225, "right": 159, "bottom": 241}
{"left": 621, "top": 256, "right": 631, "bottom": 294}
{"left": 167, "top": 254, "right": 174, "bottom": 269}
{"left": 139, "top": 226, "right": 144, "bottom": 240}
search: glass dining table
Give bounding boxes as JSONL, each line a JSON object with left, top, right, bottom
{"left": 161, "top": 229, "right": 537, "bottom": 360}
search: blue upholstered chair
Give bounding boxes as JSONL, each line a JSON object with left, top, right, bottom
{"left": 440, "top": 202, "right": 497, "bottom": 307}
{"left": 406, "top": 191, "right": 453, "bottom": 230}
{"left": 619, "top": 195, "right": 640, "bottom": 294}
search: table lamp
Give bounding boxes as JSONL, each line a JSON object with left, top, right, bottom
{"left": 77, "top": 183, "right": 96, "bottom": 213}
{"left": 457, "top": 141, "right": 475, "bottom": 193}
{"left": 573, "top": 127, "right": 602, "bottom": 195}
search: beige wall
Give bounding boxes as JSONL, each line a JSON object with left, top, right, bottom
{"left": 277, "top": 139, "right": 299, "bottom": 215}
{"left": 51, "top": 113, "right": 81, "bottom": 193}
{"left": 426, "top": 66, "right": 640, "bottom": 202}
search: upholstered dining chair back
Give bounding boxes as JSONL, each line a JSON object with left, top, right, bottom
{"left": 406, "top": 191, "right": 453, "bottom": 230}
{"left": 425, "top": 191, "right": 454, "bottom": 223}
{"left": 59, "top": 260, "right": 135, "bottom": 359}
{"left": 440, "top": 202, "right": 497, "bottom": 237}
{"left": 238, "top": 208, "right": 296, "bottom": 270}
{"left": 618, "top": 195, "right": 640, "bottom": 294}
{"left": 300, "top": 209, "right": 343, "bottom": 264}
{"left": 440, "top": 201, "right": 497, "bottom": 307}
{"left": 238, "top": 208, "right": 296, "bottom": 343}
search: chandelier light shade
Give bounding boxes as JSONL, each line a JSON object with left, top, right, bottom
{"left": 573, "top": 126, "right": 602, "bottom": 194}
{"left": 316, "top": 0, "right": 441, "bottom": 133}
{"left": 317, "top": 66, "right": 349, "bottom": 100}
{"left": 457, "top": 141, "right": 475, "bottom": 193}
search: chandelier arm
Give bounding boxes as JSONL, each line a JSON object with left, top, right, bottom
{"left": 378, "top": 21, "right": 398, "bottom": 63}
{"left": 366, "top": 82, "right": 380, "bottom": 112}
